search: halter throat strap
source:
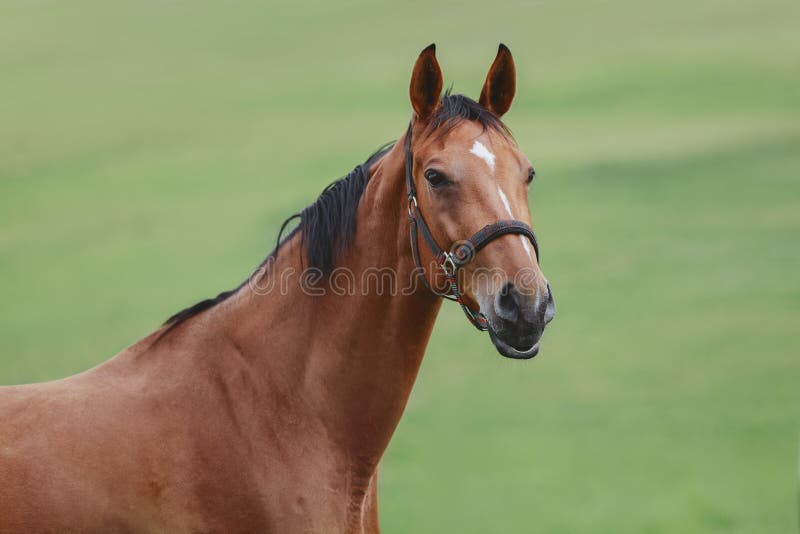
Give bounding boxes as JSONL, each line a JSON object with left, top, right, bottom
{"left": 403, "top": 122, "right": 540, "bottom": 331}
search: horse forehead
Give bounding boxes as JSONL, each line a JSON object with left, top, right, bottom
{"left": 467, "top": 138, "right": 497, "bottom": 172}
{"left": 436, "top": 127, "right": 517, "bottom": 168}
{"left": 471, "top": 148, "right": 524, "bottom": 192}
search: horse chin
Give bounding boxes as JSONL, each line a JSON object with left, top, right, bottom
{"left": 487, "top": 327, "right": 540, "bottom": 360}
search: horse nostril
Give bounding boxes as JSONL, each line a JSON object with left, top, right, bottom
{"left": 544, "top": 283, "right": 556, "bottom": 325}
{"left": 494, "top": 282, "right": 520, "bottom": 322}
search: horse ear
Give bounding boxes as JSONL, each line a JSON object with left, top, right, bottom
{"left": 479, "top": 44, "right": 516, "bottom": 117}
{"left": 409, "top": 43, "right": 443, "bottom": 121}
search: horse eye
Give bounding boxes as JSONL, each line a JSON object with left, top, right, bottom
{"left": 526, "top": 167, "right": 536, "bottom": 185}
{"left": 424, "top": 169, "right": 450, "bottom": 189}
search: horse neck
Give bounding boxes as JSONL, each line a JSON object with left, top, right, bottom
{"left": 216, "top": 137, "right": 441, "bottom": 466}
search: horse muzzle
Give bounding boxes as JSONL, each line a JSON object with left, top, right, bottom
{"left": 485, "top": 281, "right": 555, "bottom": 359}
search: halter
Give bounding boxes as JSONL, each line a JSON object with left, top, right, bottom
{"left": 404, "top": 122, "right": 540, "bottom": 331}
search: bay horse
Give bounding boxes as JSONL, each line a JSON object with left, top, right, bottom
{"left": 0, "top": 44, "right": 555, "bottom": 533}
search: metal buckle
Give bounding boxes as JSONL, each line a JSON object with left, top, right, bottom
{"left": 440, "top": 252, "right": 457, "bottom": 276}
{"left": 407, "top": 196, "right": 418, "bottom": 218}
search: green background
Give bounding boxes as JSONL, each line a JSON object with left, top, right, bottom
{"left": 1, "top": 1, "right": 798, "bottom": 532}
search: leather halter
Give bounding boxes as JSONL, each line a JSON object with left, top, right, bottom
{"left": 404, "top": 122, "right": 540, "bottom": 331}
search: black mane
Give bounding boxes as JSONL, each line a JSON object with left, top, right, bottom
{"left": 428, "top": 90, "right": 511, "bottom": 139}
{"left": 162, "top": 93, "right": 509, "bottom": 331}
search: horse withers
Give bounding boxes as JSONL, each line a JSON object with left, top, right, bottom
{"left": 0, "top": 44, "right": 554, "bottom": 533}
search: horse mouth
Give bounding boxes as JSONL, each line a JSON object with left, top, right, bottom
{"left": 487, "top": 327, "right": 540, "bottom": 360}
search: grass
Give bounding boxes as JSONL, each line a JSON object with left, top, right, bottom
{"left": 1, "top": 0, "right": 799, "bottom": 531}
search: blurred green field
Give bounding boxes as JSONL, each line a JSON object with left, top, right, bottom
{"left": 1, "top": 0, "right": 799, "bottom": 532}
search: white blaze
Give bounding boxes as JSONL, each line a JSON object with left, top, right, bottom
{"left": 498, "top": 186, "right": 534, "bottom": 261}
{"left": 497, "top": 186, "right": 514, "bottom": 217}
{"left": 469, "top": 141, "right": 495, "bottom": 172}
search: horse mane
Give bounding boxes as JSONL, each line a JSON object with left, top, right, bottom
{"left": 161, "top": 92, "right": 510, "bottom": 332}
{"left": 426, "top": 89, "right": 511, "bottom": 139}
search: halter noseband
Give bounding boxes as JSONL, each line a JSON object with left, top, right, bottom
{"left": 404, "top": 122, "right": 540, "bottom": 331}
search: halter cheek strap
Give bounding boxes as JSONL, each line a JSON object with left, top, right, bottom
{"left": 404, "top": 122, "right": 540, "bottom": 331}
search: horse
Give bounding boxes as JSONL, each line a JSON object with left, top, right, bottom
{"left": 0, "top": 44, "right": 555, "bottom": 533}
